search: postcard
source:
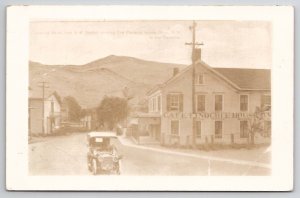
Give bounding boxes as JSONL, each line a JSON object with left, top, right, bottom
{"left": 6, "top": 5, "right": 294, "bottom": 191}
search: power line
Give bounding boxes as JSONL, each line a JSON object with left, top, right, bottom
{"left": 185, "top": 21, "right": 204, "bottom": 147}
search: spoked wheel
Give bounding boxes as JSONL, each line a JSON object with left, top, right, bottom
{"left": 88, "top": 159, "right": 92, "bottom": 172}
{"left": 92, "top": 159, "right": 98, "bottom": 175}
{"left": 88, "top": 163, "right": 92, "bottom": 172}
{"left": 114, "top": 162, "right": 121, "bottom": 175}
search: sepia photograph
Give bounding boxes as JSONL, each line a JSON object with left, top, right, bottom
{"left": 28, "top": 20, "right": 272, "bottom": 176}
{"left": 6, "top": 6, "right": 293, "bottom": 191}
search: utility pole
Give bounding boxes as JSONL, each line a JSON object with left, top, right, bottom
{"left": 185, "top": 21, "right": 203, "bottom": 147}
{"left": 38, "top": 81, "right": 49, "bottom": 134}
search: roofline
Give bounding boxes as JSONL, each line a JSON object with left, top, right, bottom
{"left": 29, "top": 92, "right": 62, "bottom": 105}
{"left": 196, "top": 60, "right": 241, "bottom": 90}
{"left": 146, "top": 84, "right": 164, "bottom": 96}
{"left": 146, "top": 65, "right": 192, "bottom": 96}
{"left": 238, "top": 89, "right": 271, "bottom": 91}
{"left": 146, "top": 60, "right": 271, "bottom": 96}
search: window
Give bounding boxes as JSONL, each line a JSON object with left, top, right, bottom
{"left": 195, "top": 121, "right": 201, "bottom": 137}
{"left": 167, "top": 94, "right": 183, "bottom": 111}
{"left": 171, "top": 120, "right": 179, "bottom": 136}
{"left": 157, "top": 95, "right": 161, "bottom": 111}
{"left": 240, "top": 121, "right": 248, "bottom": 138}
{"left": 196, "top": 95, "right": 205, "bottom": 112}
{"left": 240, "top": 95, "right": 248, "bottom": 111}
{"left": 215, "top": 121, "right": 222, "bottom": 138}
{"left": 264, "top": 121, "right": 271, "bottom": 137}
{"left": 215, "top": 95, "right": 223, "bottom": 111}
{"left": 261, "top": 95, "right": 271, "bottom": 110}
{"left": 51, "top": 101, "right": 54, "bottom": 114}
{"left": 170, "top": 95, "right": 179, "bottom": 110}
{"left": 153, "top": 98, "right": 156, "bottom": 112}
{"left": 196, "top": 74, "right": 204, "bottom": 85}
{"left": 149, "top": 99, "right": 153, "bottom": 112}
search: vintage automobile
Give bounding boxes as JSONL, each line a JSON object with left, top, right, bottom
{"left": 87, "top": 132, "right": 122, "bottom": 175}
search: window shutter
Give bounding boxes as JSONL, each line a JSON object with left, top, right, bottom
{"left": 179, "top": 94, "right": 183, "bottom": 112}
{"left": 167, "top": 94, "right": 171, "bottom": 111}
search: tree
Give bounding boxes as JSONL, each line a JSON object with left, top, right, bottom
{"left": 96, "top": 96, "right": 129, "bottom": 130}
{"left": 248, "top": 106, "right": 271, "bottom": 145}
{"left": 63, "top": 96, "right": 82, "bottom": 122}
{"left": 80, "top": 108, "right": 87, "bottom": 118}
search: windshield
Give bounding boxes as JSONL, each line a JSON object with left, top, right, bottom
{"left": 90, "top": 137, "right": 113, "bottom": 152}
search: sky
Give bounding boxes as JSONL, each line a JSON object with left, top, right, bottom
{"left": 30, "top": 20, "right": 272, "bottom": 68}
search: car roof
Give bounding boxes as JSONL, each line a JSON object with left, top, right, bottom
{"left": 87, "top": 131, "right": 117, "bottom": 138}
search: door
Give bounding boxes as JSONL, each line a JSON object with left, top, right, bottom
{"left": 155, "top": 124, "right": 161, "bottom": 141}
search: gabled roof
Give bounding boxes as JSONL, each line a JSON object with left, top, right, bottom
{"left": 147, "top": 60, "right": 271, "bottom": 95}
{"left": 29, "top": 90, "right": 62, "bottom": 105}
{"left": 50, "top": 91, "right": 62, "bottom": 105}
{"left": 147, "top": 65, "right": 192, "bottom": 95}
{"left": 214, "top": 68, "right": 270, "bottom": 90}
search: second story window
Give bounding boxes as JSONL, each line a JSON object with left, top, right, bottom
{"left": 261, "top": 95, "right": 271, "bottom": 110}
{"left": 215, "top": 95, "right": 223, "bottom": 111}
{"left": 167, "top": 93, "right": 183, "bottom": 111}
{"left": 196, "top": 74, "right": 204, "bottom": 85}
{"left": 196, "top": 95, "right": 205, "bottom": 112}
{"left": 240, "top": 95, "right": 248, "bottom": 111}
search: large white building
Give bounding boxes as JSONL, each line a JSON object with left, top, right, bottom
{"left": 141, "top": 59, "right": 271, "bottom": 146}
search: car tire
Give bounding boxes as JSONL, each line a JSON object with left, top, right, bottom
{"left": 115, "top": 161, "right": 121, "bottom": 175}
{"left": 92, "top": 159, "right": 98, "bottom": 175}
{"left": 88, "top": 159, "right": 92, "bottom": 172}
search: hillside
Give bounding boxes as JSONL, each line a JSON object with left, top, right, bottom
{"left": 29, "top": 55, "right": 187, "bottom": 108}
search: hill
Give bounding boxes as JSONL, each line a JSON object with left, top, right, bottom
{"left": 29, "top": 55, "right": 187, "bottom": 108}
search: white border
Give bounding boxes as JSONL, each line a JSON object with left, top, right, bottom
{"left": 6, "top": 6, "right": 294, "bottom": 191}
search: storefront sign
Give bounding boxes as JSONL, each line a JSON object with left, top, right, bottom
{"left": 163, "top": 111, "right": 271, "bottom": 120}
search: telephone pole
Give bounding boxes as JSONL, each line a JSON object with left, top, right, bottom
{"left": 38, "top": 81, "right": 49, "bottom": 134}
{"left": 185, "top": 21, "right": 203, "bottom": 147}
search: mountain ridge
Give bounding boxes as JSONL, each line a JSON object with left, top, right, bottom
{"left": 29, "top": 55, "right": 187, "bottom": 108}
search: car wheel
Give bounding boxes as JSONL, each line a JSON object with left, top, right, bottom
{"left": 92, "top": 159, "right": 98, "bottom": 175}
{"left": 87, "top": 159, "right": 92, "bottom": 171}
{"left": 115, "top": 162, "right": 121, "bottom": 175}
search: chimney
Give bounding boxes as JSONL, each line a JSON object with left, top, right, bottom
{"left": 192, "top": 48, "right": 202, "bottom": 62}
{"left": 173, "top": 67, "right": 179, "bottom": 77}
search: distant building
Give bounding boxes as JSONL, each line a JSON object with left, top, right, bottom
{"left": 80, "top": 109, "right": 98, "bottom": 131}
{"left": 143, "top": 59, "right": 271, "bottom": 146}
{"left": 29, "top": 91, "right": 62, "bottom": 135}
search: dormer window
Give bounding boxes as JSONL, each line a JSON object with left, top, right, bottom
{"left": 196, "top": 74, "right": 204, "bottom": 85}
